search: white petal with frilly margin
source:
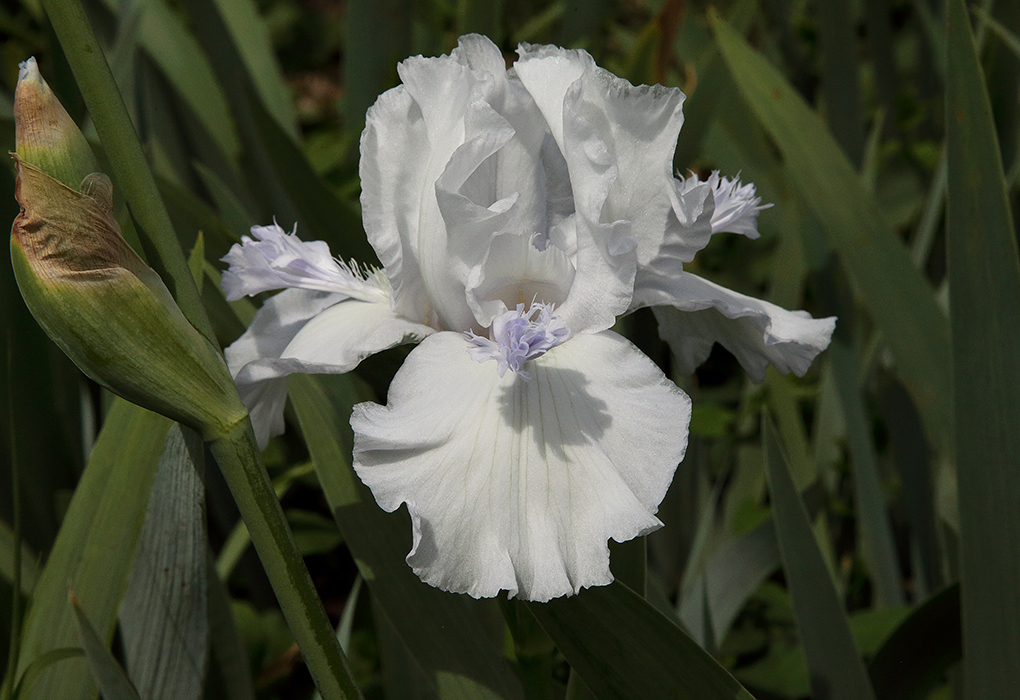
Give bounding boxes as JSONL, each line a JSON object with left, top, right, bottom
{"left": 360, "top": 82, "right": 432, "bottom": 323}
{"left": 351, "top": 330, "right": 691, "bottom": 602}
{"left": 636, "top": 272, "right": 836, "bottom": 381}
{"left": 226, "top": 289, "right": 433, "bottom": 447}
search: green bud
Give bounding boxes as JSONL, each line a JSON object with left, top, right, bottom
{"left": 10, "top": 70, "right": 248, "bottom": 439}
{"left": 14, "top": 57, "right": 100, "bottom": 190}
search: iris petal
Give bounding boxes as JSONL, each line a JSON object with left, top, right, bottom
{"left": 227, "top": 290, "right": 433, "bottom": 447}
{"left": 636, "top": 272, "right": 837, "bottom": 381}
{"left": 351, "top": 331, "right": 690, "bottom": 602}
{"left": 220, "top": 223, "right": 387, "bottom": 302}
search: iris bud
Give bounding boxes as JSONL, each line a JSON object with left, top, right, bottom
{"left": 10, "top": 58, "right": 247, "bottom": 439}
{"left": 14, "top": 58, "right": 99, "bottom": 189}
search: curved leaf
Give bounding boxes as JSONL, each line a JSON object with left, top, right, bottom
{"left": 763, "top": 414, "right": 876, "bottom": 700}
{"left": 946, "top": 0, "right": 1020, "bottom": 696}
{"left": 530, "top": 582, "right": 756, "bottom": 700}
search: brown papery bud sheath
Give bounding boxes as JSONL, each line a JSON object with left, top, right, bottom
{"left": 10, "top": 60, "right": 247, "bottom": 439}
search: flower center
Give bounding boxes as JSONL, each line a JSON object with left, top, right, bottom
{"left": 465, "top": 302, "right": 571, "bottom": 379}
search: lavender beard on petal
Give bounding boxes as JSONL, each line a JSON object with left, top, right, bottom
{"left": 465, "top": 302, "right": 571, "bottom": 379}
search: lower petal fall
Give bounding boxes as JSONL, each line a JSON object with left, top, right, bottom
{"left": 351, "top": 330, "right": 691, "bottom": 602}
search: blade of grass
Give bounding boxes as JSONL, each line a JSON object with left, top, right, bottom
{"left": 205, "top": 551, "right": 256, "bottom": 700}
{"left": 765, "top": 371, "right": 814, "bottom": 489}
{"left": 530, "top": 582, "right": 757, "bottom": 700}
{"left": 975, "top": 1, "right": 1020, "bottom": 173}
{"left": 342, "top": 0, "right": 413, "bottom": 131}
{"left": 828, "top": 342, "right": 904, "bottom": 608}
{"left": 0, "top": 164, "right": 85, "bottom": 552}
{"left": 679, "top": 519, "right": 780, "bottom": 646}
{"left": 762, "top": 413, "right": 877, "bottom": 700}
{"left": 910, "top": 145, "right": 946, "bottom": 268}
{"left": 863, "top": 0, "right": 899, "bottom": 129}
{"left": 945, "top": 1, "right": 1020, "bottom": 697}
{"left": 973, "top": 5, "right": 1020, "bottom": 58}
{"left": 180, "top": 0, "right": 374, "bottom": 264}
{"left": 8, "top": 649, "right": 85, "bottom": 700}
{"left": 0, "top": 522, "right": 37, "bottom": 597}
{"left": 210, "top": 0, "right": 297, "bottom": 139}
{"left": 877, "top": 372, "right": 942, "bottom": 597}
{"left": 1, "top": 349, "right": 21, "bottom": 700}
{"left": 97, "top": 0, "right": 240, "bottom": 162}
{"left": 246, "top": 93, "right": 376, "bottom": 264}
{"left": 817, "top": 0, "right": 865, "bottom": 166}
{"left": 71, "top": 597, "right": 141, "bottom": 700}
{"left": 192, "top": 161, "right": 253, "bottom": 244}
{"left": 910, "top": 0, "right": 946, "bottom": 79}
{"left": 711, "top": 12, "right": 953, "bottom": 458}
{"left": 157, "top": 178, "right": 239, "bottom": 265}
{"left": 136, "top": 54, "right": 200, "bottom": 191}
{"left": 370, "top": 595, "right": 436, "bottom": 700}
{"left": 188, "top": 232, "right": 205, "bottom": 292}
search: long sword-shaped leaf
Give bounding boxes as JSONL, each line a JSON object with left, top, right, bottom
{"left": 342, "top": 0, "right": 413, "bottom": 132}
{"left": 868, "top": 584, "right": 961, "bottom": 700}
{"left": 14, "top": 400, "right": 171, "bottom": 700}
{"left": 828, "top": 343, "right": 904, "bottom": 608}
{"left": 762, "top": 414, "right": 876, "bottom": 700}
{"left": 711, "top": 13, "right": 953, "bottom": 456}
{"left": 529, "top": 582, "right": 756, "bottom": 700}
{"left": 178, "top": 0, "right": 374, "bottom": 266}
{"left": 71, "top": 599, "right": 141, "bottom": 700}
{"left": 205, "top": 553, "right": 256, "bottom": 700}
{"left": 96, "top": 0, "right": 240, "bottom": 162}
{"left": 210, "top": 0, "right": 297, "bottom": 139}
{"left": 1, "top": 161, "right": 85, "bottom": 553}
{"left": 679, "top": 520, "right": 780, "bottom": 648}
{"left": 817, "top": 0, "right": 865, "bottom": 166}
{"left": 877, "top": 373, "right": 942, "bottom": 597}
{"left": 946, "top": 0, "right": 1020, "bottom": 696}
{"left": 119, "top": 425, "right": 208, "bottom": 700}
{"left": 288, "top": 373, "right": 524, "bottom": 700}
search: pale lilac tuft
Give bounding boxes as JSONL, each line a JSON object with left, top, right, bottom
{"left": 679, "top": 171, "right": 771, "bottom": 238}
{"left": 466, "top": 302, "right": 571, "bottom": 379}
{"left": 220, "top": 222, "right": 387, "bottom": 303}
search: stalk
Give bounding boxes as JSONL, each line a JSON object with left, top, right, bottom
{"left": 209, "top": 420, "right": 363, "bottom": 700}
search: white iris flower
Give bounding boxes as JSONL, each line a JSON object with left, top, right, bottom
{"left": 221, "top": 35, "right": 835, "bottom": 602}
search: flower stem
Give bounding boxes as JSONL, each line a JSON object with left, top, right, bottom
{"left": 40, "top": 0, "right": 217, "bottom": 347}
{"left": 209, "top": 420, "right": 363, "bottom": 700}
